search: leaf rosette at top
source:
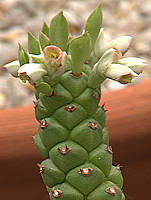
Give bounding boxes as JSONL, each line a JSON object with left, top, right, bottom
{"left": 3, "top": 3, "right": 147, "bottom": 89}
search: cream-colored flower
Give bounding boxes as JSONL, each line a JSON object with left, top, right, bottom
{"left": 117, "top": 57, "right": 147, "bottom": 74}
{"left": 105, "top": 63, "right": 138, "bottom": 84}
{"left": 110, "top": 36, "right": 132, "bottom": 55}
{"left": 4, "top": 60, "right": 20, "bottom": 77}
{"left": 18, "top": 63, "right": 47, "bottom": 83}
{"left": 94, "top": 28, "right": 111, "bottom": 58}
{"left": 94, "top": 28, "right": 132, "bottom": 58}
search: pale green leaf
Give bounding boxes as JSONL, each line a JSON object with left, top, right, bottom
{"left": 39, "top": 32, "right": 50, "bottom": 51}
{"left": 69, "top": 32, "right": 92, "bottom": 76}
{"left": 49, "top": 11, "right": 69, "bottom": 51}
{"left": 85, "top": 4, "right": 102, "bottom": 49}
{"left": 28, "top": 32, "right": 41, "bottom": 55}
{"left": 41, "top": 22, "right": 49, "bottom": 37}
{"left": 18, "top": 44, "right": 29, "bottom": 66}
{"left": 35, "top": 82, "right": 53, "bottom": 96}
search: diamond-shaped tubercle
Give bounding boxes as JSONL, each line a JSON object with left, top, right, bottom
{"left": 39, "top": 83, "right": 73, "bottom": 114}
{"left": 35, "top": 99, "right": 50, "bottom": 121}
{"left": 40, "top": 159, "right": 65, "bottom": 188}
{"left": 53, "top": 103, "right": 87, "bottom": 130}
{"left": 38, "top": 117, "right": 69, "bottom": 151}
{"left": 87, "top": 181, "right": 122, "bottom": 200}
{"left": 70, "top": 118, "right": 103, "bottom": 152}
{"left": 33, "top": 133, "right": 49, "bottom": 159}
{"left": 89, "top": 144, "right": 112, "bottom": 176}
{"left": 49, "top": 141, "right": 88, "bottom": 173}
{"left": 92, "top": 106, "right": 106, "bottom": 128}
{"left": 49, "top": 182, "right": 84, "bottom": 200}
{"left": 66, "top": 163, "right": 106, "bottom": 195}
{"left": 108, "top": 166, "right": 123, "bottom": 189}
{"left": 74, "top": 88, "right": 100, "bottom": 115}
{"left": 60, "top": 71, "right": 88, "bottom": 98}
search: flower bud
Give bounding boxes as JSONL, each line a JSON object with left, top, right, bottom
{"left": 94, "top": 28, "right": 111, "bottom": 58}
{"left": 117, "top": 57, "right": 147, "bottom": 74}
{"left": 29, "top": 54, "right": 44, "bottom": 64}
{"left": 43, "top": 45, "right": 67, "bottom": 77}
{"left": 44, "top": 45, "right": 63, "bottom": 65}
{"left": 97, "top": 48, "right": 121, "bottom": 75}
{"left": 3, "top": 60, "right": 20, "bottom": 77}
{"left": 18, "top": 63, "right": 47, "bottom": 83}
{"left": 110, "top": 36, "right": 132, "bottom": 55}
{"left": 99, "top": 48, "right": 116, "bottom": 66}
{"left": 105, "top": 63, "right": 138, "bottom": 84}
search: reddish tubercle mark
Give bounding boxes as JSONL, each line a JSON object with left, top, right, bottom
{"left": 47, "top": 90, "right": 56, "bottom": 98}
{"left": 57, "top": 145, "right": 72, "bottom": 155}
{"left": 39, "top": 120, "right": 49, "bottom": 129}
{"left": 88, "top": 121, "right": 98, "bottom": 130}
{"left": 37, "top": 163, "right": 45, "bottom": 174}
{"left": 32, "top": 136, "right": 35, "bottom": 144}
{"left": 105, "top": 187, "right": 117, "bottom": 196}
{"left": 105, "top": 146, "right": 113, "bottom": 154}
{"left": 92, "top": 93, "right": 100, "bottom": 101}
{"left": 78, "top": 168, "right": 93, "bottom": 176}
{"left": 69, "top": 72, "right": 83, "bottom": 78}
{"left": 51, "top": 189, "right": 63, "bottom": 198}
{"left": 101, "top": 103, "right": 108, "bottom": 112}
{"left": 64, "top": 104, "right": 77, "bottom": 112}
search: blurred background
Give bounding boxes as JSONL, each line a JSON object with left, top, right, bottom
{"left": 0, "top": 0, "right": 151, "bottom": 108}
{"left": 0, "top": 0, "right": 151, "bottom": 200}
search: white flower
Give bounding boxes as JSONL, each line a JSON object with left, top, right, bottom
{"left": 3, "top": 60, "right": 20, "bottom": 77}
{"left": 117, "top": 57, "right": 147, "bottom": 74}
{"left": 94, "top": 29, "right": 132, "bottom": 58}
{"left": 94, "top": 28, "right": 111, "bottom": 58}
{"left": 105, "top": 63, "right": 138, "bottom": 84}
{"left": 110, "top": 36, "right": 132, "bottom": 55}
{"left": 29, "top": 54, "right": 44, "bottom": 64}
{"left": 18, "top": 63, "right": 47, "bottom": 83}
{"left": 97, "top": 48, "right": 122, "bottom": 75}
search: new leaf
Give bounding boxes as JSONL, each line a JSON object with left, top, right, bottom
{"left": 28, "top": 32, "right": 41, "bottom": 55}
{"left": 18, "top": 44, "right": 29, "bottom": 66}
{"left": 49, "top": 11, "right": 69, "bottom": 51}
{"left": 69, "top": 32, "right": 92, "bottom": 76}
{"left": 39, "top": 32, "right": 50, "bottom": 51}
{"left": 41, "top": 22, "right": 49, "bottom": 37}
{"left": 85, "top": 4, "right": 102, "bottom": 49}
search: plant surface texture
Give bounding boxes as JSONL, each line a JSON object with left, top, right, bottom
{"left": 4, "top": 3, "right": 147, "bottom": 200}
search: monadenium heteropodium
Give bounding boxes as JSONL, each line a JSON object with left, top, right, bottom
{"left": 4, "top": 4, "right": 147, "bottom": 200}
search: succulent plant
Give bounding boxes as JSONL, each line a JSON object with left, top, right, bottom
{"left": 4, "top": 3, "right": 146, "bottom": 200}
